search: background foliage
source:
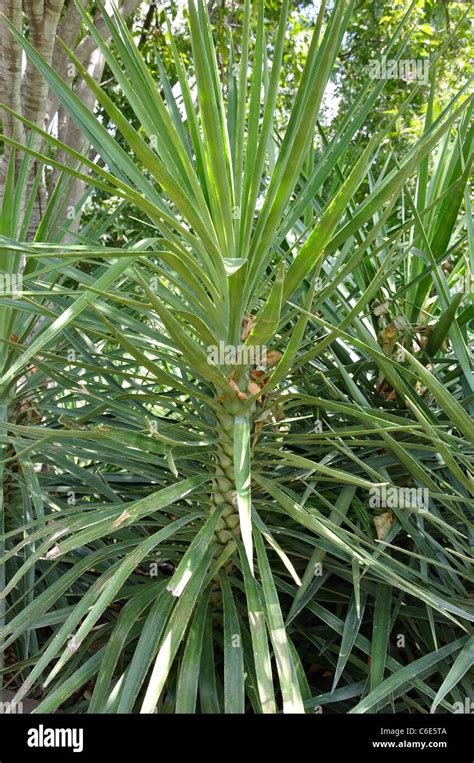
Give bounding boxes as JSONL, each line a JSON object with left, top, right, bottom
{"left": 0, "top": 0, "right": 472, "bottom": 714}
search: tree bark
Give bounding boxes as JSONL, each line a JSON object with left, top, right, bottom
{"left": 0, "top": 0, "right": 25, "bottom": 187}
{"left": 0, "top": 0, "right": 142, "bottom": 237}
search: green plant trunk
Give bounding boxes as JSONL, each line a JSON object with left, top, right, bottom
{"left": 210, "top": 409, "right": 241, "bottom": 547}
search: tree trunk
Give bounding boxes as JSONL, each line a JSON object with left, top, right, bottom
{"left": 0, "top": 0, "right": 142, "bottom": 237}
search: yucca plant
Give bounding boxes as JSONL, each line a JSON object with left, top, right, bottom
{"left": 0, "top": 0, "right": 472, "bottom": 714}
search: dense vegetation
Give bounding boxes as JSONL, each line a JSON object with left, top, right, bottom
{"left": 0, "top": 0, "right": 472, "bottom": 714}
